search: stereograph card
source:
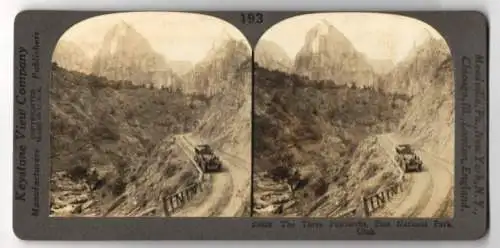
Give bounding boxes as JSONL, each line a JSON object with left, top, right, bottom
{"left": 12, "top": 10, "right": 489, "bottom": 240}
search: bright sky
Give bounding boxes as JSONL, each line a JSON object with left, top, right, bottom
{"left": 58, "top": 12, "right": 249, "bottom": 64}
{"left": 59, "top": 12, "right": 448, "bottom": 64}
{"left": 259, "top": 12, "right": 447, "bottom": 64}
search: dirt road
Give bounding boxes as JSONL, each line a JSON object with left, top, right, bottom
{"left": 372, "top": 133, "right": 453, "bottom": 218}
{"left": 172, "top": 133, "right": 250, "bottom": 217}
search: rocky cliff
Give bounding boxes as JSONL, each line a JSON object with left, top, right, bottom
{"left": 293, "top": 20, "right": 378, "bottom": 87}
{"left": 384, "top": 37, "right": 452, "bottom": 96}
{"left": 254, "top": 39, "right": 293, "bottom": 73}
{"left": 396, "top": 38, "right": 454, "bottom": 161}
{"left": 52, "top": 40, "right": 92, "bottom": 74}
{"left": 193, "top": 39, "right": 252, "bottom": 162}
{"left": 183, "top": 39, "right": 251, "bottom": 96}
{"left": 91, "top": 21, "right": 182, "bottom": 89}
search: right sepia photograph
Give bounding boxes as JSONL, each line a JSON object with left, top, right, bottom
{"left": 252, "top": 13, "right": 455, "bottom": 218}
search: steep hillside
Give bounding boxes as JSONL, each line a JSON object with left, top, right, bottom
{"left": 293, "top": 21, "right": 378, "bottom": 88}
{"left": 50, "top": 64, "right": 207, "bottom": 216}
{"left": 91, "top": 21, "right": 182, "bottom": 90}
{"left": 309, "top": 136, "right": 401, "bottom": 217}
{"left": 254, "top": 65, "right": 409, "bottom": 172}
{"left": 312, "top": 37, "right": 455, "bottom": 217}
{"left": 396, "top": 38, "right": 454, "bottom": 161}
{"left": 197, "top": 59, "right": 252, "bottom": 160}
{"left": 254, "top": 39, "right": 293, "bottom": 73}
{"left": 52, "top": 40, "right": 92, "bottom": 73}
{"left": 190, "top": 39, "right": 252, "bottom": 162}
{"left": 384, "top": 37, "right": 452, "bottom": 96}
{"left": 252, "top": 66, "right": 409, "bottom": 215}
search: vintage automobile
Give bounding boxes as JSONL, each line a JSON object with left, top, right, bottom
{"left": 194, "top": 144, "right": 222, "bottom": 172}
{"left": 394, "top": 144, "right": 423, "bottom": 172}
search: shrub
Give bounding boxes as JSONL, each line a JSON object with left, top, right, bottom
{"left": 68, "top": 164, "right": 88, "bottom": 181}
{"left": 111, "top": 177, "right": 127, "bottom": 196}
{"left": 310, "top": 178, "right": 328, "bottom": 197}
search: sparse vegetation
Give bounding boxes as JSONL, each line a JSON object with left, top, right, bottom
{"left": 254, "top": 64, "right": 408, "bottom": 170}
{"left": 50, "top": 64, "right": 205, "bottom": 216}
{"left": 252, "top": 64, "right": 410, "bottom": 216}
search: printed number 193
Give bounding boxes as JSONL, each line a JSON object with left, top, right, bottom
{"left": 241, "top": 12, "right": 263, "bottom": 24}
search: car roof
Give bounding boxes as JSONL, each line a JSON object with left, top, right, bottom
{"left": 196, "top": 145, "right": 212, "bottom": 151}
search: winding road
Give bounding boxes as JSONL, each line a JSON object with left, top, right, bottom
{"left": 372, "top": 133, "right": 454, "bottom": 218}
{"left": 169, "top": 131, "right": 452, "bottom": 218}
{"left": 172, "top": 133, "right": 250, "bottom": 217}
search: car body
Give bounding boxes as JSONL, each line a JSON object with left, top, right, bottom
{"left": 394, "top": 144, "right": 423, "bottom": 172}
{"left": 194, "top": 144, "right": 222, "bottom": 172}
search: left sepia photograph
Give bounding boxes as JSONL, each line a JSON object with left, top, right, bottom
{"left": 49, "top": 12, "right": 252, "bottom": 217}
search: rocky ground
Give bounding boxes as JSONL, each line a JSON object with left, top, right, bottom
{"left": 252, "top": 136, "right": 402, "bottom": 217}
{"left": 50, "top": 170, "right": 100, "bottom": 217}
{"left": 50, "top": 137, "right": 199, "bottom": 217}
{"left": 252, "top": 172, "right": 296, "bottom": 216}
{"left": 49, "top": 65, "right": 203, "bottom": 217}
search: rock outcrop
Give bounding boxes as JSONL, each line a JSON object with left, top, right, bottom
{"left": 91, "top": 21, "right": 182, "bottom": 89}
{"left": 396, "top": 38, "right": 454, "bottom": 161}
{"left": 293, "top": 20, "right": 378, "bottom": 87}
{"left": 254, "top": 39, "right": 293, "bottom": 73}
{"left": 193, "top": 38, "right": 252, "bottom": 162}
{"left": 384, "top": 37, "right": 452, "bottom": 96}
{"left": 183, "top": 39, "right": 251, "bottom": 96}
{"left": 52, "top": 40, "right": 92, "bottom": 74}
